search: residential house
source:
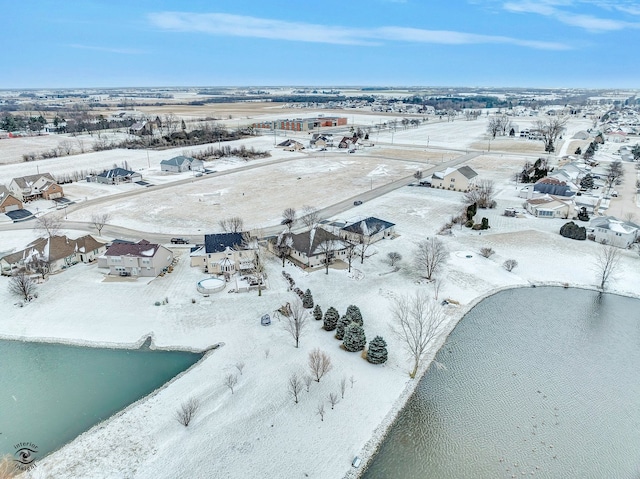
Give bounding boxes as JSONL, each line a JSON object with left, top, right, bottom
{"left": 310, "top": 133, "right": 333, "bottom": 149}
{"left": 190, "top": 232, "right": 256, "bottom": 275}
{"left": 286, "top": 227, "right": 348, "bottom": 269}
{"left": 160, "top": 155, "right": 204, "bottom": 173}
{"left": 129, "top": 120, "right": 157, "bottom": 135}
{"left": 0, "top": 234, "right": 106, "bottom": 276}
{"left": 0, "top": 185, "right": 23, "bottom": 213}
{"left": 276, "top": 139, "right": 305, "bottom": 151}
{"left": 100, "top": 239, "right": 173, "bottom": 277}
{"left": 9, "top": 173, "right": 64, "bottom": 201}
{"left": 338, "top": 136, "right": 358, "bottom": 149}
{"left": 525, "top": 195, "right": 574, "bottom": 218}
{"left": 534, "top": 177, "right": 576, "bottom": 197}
{"left": 430, "top": 166, "right": 478, "bottom": 192}
{"left": 589, "top": 216, "right": 639, "bottom": 248}
{"left": 341, "top": 217, "right": 395, "bottom": 244}
{"left": 93, "top": 168, "right": 142, "bottom": 185}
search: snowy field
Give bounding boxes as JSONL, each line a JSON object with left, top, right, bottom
{"left": 1, "top": 113, "right": 639, "bottom": 479}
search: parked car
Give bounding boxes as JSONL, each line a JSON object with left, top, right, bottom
{"left": 171, "top": 238, "right": 189, "bottom": 244}
{"left": 348, "top": 149, "right": 356, "bottom": 154}
{"left": 353, "top": 200, "right": 363, "bottom": 206}
{"left": 320, "top": 148, "right": 327, "bottom": 151}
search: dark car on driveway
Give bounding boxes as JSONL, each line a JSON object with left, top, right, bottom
{"left": 170, "top": 238, "right": 189, "bottom": 244}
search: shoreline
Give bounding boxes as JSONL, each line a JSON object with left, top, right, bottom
{"left": 346, "top": 282, "right": 640, "bottom": 479}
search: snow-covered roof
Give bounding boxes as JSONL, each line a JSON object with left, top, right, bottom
{"left": 342, "top": 217, "right": 395, "bottom": 236}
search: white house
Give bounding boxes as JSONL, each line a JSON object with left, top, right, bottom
{"left": 190, "top": 232, "right": 256, "bottom": 275}
{"left": 99, "top": 240, "right": 173, "bottom": 277}
{"left": 160, "top": 155, "right": 204, "bottom": 173}
{"left": 525, "top": 195, "right": 574, "bottom": 219}
{"left": 341, "top": 217, "right": 395, "bottom": 244}
{"left": 589, "top": 216, "right": 639, "bottom": 248}
{"left": 430, "top": 166, "right": 478, "bottom": 192}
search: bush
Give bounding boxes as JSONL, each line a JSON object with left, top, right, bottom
{"left": 503, "top": 259, "right": 518, "bottom": 272}
{"left": 480, "top": 247, "right": 495, "bottom": 258}
{"left": 175, "top": 397, "right": 200, "bottom": 427}
{"left": 367, "top": 336, "right": 388, "bottom": 364}
{"left": 345, "top": 305, "right": 363, "bottom": 326}
{"left": 465, "top": 220, "right": 474, "bottom": 228}
{"left": 313, "top": 304, "right": 323, "bottom": 321}
{"left": 323, "top": 307, "right": 339, "bottom": 331}
{"left": 481, "top": 217, "right": 490, "bottom": 230}
{"left": 560, "top": 221, "right": 587, "bottom": 240}
{"left": 302, "top": 289, "right": 314, "bottom": 309}
{"left": 335, "top": 316, "right": 351, "bottom": 340}
{"left": 343, "top": 323, "right": 367, "bottom": 352}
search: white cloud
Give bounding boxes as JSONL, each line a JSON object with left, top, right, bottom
{"left": 503, "top": 0, "right": 640, "bottom": 32}
{"left": 68, "top": 44, "right": 146, "bottom": 55}
{"left": 148, "top": 12, "right": 568, "bottom": 50}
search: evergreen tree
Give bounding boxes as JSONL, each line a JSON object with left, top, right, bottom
{"left": 367, "top": 336, "right": 388, "bottom": 364}
{"left": 313, "top": 304, "right": 323, "bottom": 321}
{"left": 335, "top": 316, "right": 351, "bottom": 340}
{"left": 580, "top": 174, "right": 594, "bottom": 190}
{"left": 323, "top": 307, "right": 339, "bottom": 331}
{"left": 345, "top": 305, "right": 363, "bottom": 326}
{"left": 343, "top": 323, "right": 366, "bottom": 352}
{"left": 302, "top": 289, "right": 314, "bottom": 309}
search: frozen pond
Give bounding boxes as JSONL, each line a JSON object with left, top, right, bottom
{"left": 364, "top": 287, "right": 640, "bottom": 479}
{"left": 0, "top": 339, "right": 202, "bottom": 468}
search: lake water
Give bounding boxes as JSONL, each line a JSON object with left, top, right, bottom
{"left": 364, "top": 287, "right": 640, "bottom": 479}
{"left": 0, "top": 340, "right": 202, "bottom": 466}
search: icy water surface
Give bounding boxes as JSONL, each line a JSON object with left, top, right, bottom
{"left": 0, "top": 339, "right": 202, "bottom": 465}
{"left": 364, "top": 287, "right": 640, "bottom": 479}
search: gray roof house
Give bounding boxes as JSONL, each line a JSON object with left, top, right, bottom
{"left": 341, "top": 217, "right": 395, "bottom": 243}
{"left": 160, "top": 155, "right": 204, "bottom": 173}
{"left": 94, "top": 168, "right": 142, "bottom": 185}
{"left": 189, "top": 232, "right": 256, "bottom": 274}
{"left": 589, "top": 216, "right": 640, "bottom": 248}
{"left": 287, "top": 227, "right": 348, "bottom": 269}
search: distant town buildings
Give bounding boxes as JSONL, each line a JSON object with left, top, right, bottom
{"left": 252, "top": 117, "right": 347, "bottom": 132}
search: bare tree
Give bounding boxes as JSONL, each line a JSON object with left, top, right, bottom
{"left": 308, "top": 348, "right": 333, "bottom": 382}
{"left": 415, "top": 238, "right": 449, "bottom": 280}
{"left": 59, "top": 140, "right": 73, "bottom": 155}
{"left": 464, "top": 179, "right": 496, "bottom": 208}
{"left": 432, "top": 277, "right": 445, "bottom": 301}
{"left": 343, "top": 240, "right": 358, "bottom": 273}
{"left": 219, "top": 216, "right": 244, "bottom": 233}
{"left": 175, "top": 397, "right": 200, "bottom": 427}
{"left": 480, "top": 247, "right": 495, "bottom": 258}
{"left": 316, "top": 231, "right": 338, "bottom": 275}
{"left": 349, "top": 375, "right": 356, "bottom": 388}
{"left": 76, "top": 137, "right": 86, "bottom": 153}
{"left": 30, "top": 257, "right": 50, "bottom": 280}
{"left": 503, "top": 259, "right": 518, "bottom": 272}
{"left": 391, "top": 291, "right": 448, "bottom": 378}
{"left": 487, "top": 115, "right": 510, "bottom": 139}
{"left": 328, "top": 392, "right": 339, "bottom": 409}
{"left": 288, "top": 372, "right": 304, "bottom": 404}
{"left": 594, "top": 244, "right": 621, "bottom": 290}
{"left": 34, "top": 214, "right": 62, "bottom": 238}
{"left": 283, "top": 299, "right": 308, "bottom": 348}
{"left": 224, "top": 374, "right": 238, "bottom": 394}
{"left": 235, "top": 361, "right": 245, "bottom": 375}
{"left": 605, "top": 160, "right": 624, "bottom": 189}
{"left": 316, "top": 403, "right": 325, "bottom": 421}
{"left": 300, "top": 205, "right": 320, "bottom": 230}
{"left": 163, "top": 113, "right": 179, "bottom": 136}
{"left": 340, "top": 377, "right": 347, "bottom": 399}
{"left": 303, "top": 374, "right": 313, "bottom": 392}
{"left": 535, "top": 116, "right": 568, "bottom": 153}
{"left": 91, "top": 212, "right": 112, "bottom": 236}
{"left": 388, "top": 252, "right": 402, "bottom": 266}
{"left": 281, "top": 207, "right": 296, "bottom": 231}
{"left": 9, "top": 271, "right": 36, "bottom": 301}
{"left": 275, "top": 231, "right": 293, "bottom": 267}
{"left": 358, "top": 235, "right": 373, "bottom": 264}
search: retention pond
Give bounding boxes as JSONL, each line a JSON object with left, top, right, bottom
{"left": 364, "top": 287, "right": 640, "bottom": 479}
{"left": 0, "top": 339, "right": 202, "bottom": 467}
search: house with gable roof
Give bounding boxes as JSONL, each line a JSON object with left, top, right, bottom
{"left": 286, "top": 227, "right": 348, "bottom": 269}
{"left": 9, "top": 173, "right": 64, "bottom": 201}
{"left": 189, "top": 232, "right": 256, "bottom": 275}
{"left": 0, "top": 185, "right": 23, "bottom": 213}
{"left": 589, "top": 216, "right": 639, "bottom": 248}
{"left": 0, "top": 234, "right": 106, "bottom": 276}
{"left": 533, "top": 177, "right": 576, "bottom": 197}
{"left": 341, "top": 217, "right": 395, "bottom": 244}
{"left": 93, "top": 168, "right": 142, "bottom": 185}
{"left": 99, "top": 239, "right": 173, "bottom": 276}
{"left": 525, "top": 195, "right": 574, "bottom": 218}
{"left": 430, "top": 166, "right": 478, "bottom": 192}
{"left": 160, "top": 155, "right": 204, "bottom": 173}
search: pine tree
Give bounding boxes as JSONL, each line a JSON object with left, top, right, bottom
{"left": 335, "top": 316, "right": 351, "bottom": 340}
{"left": 345, "top": 305, "right": 363, "bottom": 326}
{"left": 367, "top": 336, "right": 388, "bottom": 364}
{"left": 302, "top": 289, "right": 314, "bottom": 309}
{"left": 343, "top": 323, "right": 366, "bottom": 352}
{"left": 313, "top": 304, "right": 323, "bottom": 321}
{"left": 323, "top": 307, "right": 339, "bottom": 331}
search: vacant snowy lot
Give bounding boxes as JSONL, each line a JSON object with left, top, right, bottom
{"left": 1, "top": 111, "right": 639, "bottom": 479}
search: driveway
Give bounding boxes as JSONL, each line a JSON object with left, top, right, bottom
{"left": 604, "top": 161, "right": 639, "bottom": 220}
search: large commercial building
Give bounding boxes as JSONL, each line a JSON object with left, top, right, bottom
{"left": 252, "top": 116, "right": 347, "bottom": 132}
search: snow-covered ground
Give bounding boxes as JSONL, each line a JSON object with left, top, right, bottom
{"left": 1, "top": 114, "right": 639, "bottom": 479}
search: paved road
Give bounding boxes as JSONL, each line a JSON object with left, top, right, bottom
{"left": 600, "top": 161, "right": 640, "bottom": 219}
{"left": 0, "top": 151, "right": 482, "bottom": 242}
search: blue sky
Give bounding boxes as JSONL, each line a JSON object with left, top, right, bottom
{"left": 2, "top": 0, "right": 640, "bottom": 89}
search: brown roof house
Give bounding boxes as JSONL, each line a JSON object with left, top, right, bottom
{"left": 0, "top": 234, "right": 106, "bottom": 276}
{"left": 0, "top": 185, "right": 23, "bottom": 213}
{"left": 9, "top": 173, "right": 64, "bottom": 201}
{"left": 99, "top": 239, "right": 173, "bottom": 277}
